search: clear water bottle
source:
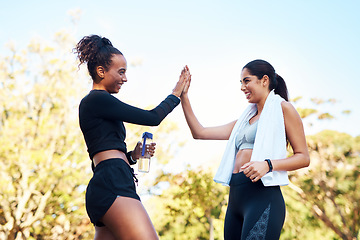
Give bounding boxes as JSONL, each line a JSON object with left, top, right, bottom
{"left": 138, "top": 132, "right": 153, "bottom": 173}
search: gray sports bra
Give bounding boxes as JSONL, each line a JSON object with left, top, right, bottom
{"left": 235, "top": 119, "right": 258, "bottom": 151}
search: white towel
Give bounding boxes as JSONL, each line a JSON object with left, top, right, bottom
{"left": 213, "top": 90, "right": 289, "bottom": 187}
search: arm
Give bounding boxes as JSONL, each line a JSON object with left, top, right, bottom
{"left": 91, "top": 67, "right": 188, "bottom": 126}
{"left": 95, "top": 92, "right": 180, "bottom": 126}
{"left": 180, "top": 71, "right": 236, "bottom": 140}
{"left": 271, "top": 101, "right": 310, "bottom": 171}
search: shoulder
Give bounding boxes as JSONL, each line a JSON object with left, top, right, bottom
{"left": 80, "top": 90, "right": 119, "bottom": 111}
{"left": 84, "top": 90, "right": 121, "bottom": 103}
{"left": 89, "top": 89, "right": 111, "bottom": 98}
{"left": 281, "top": 101, "right": 301, "bottom": 121}
{"left": 281, "top": 101, "right": 294, "bottom": 112}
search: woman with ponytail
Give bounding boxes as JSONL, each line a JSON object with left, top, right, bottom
{"left": 74, "top": 35, "right": 189, "bottom": 239}
{"left": 181, "top": 59, "right": 309, "bottom": 239}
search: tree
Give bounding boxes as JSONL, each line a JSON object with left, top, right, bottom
{"left": 281, "top": 97, "right": 359, "bottom": 239}
{"left": 148, "top": 168, "right": 229, "bottom": 240}
{"left": 282, "top": 130, "right": 360, "bottom": 240}
{"left": 0, "top": 31, "right": 96, "bottom": 239}
{"left": 292, "top": 96, "right": 351, "bottom": 127}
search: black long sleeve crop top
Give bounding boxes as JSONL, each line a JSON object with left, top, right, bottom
{"left": 79, "top": 90, "right": 180, "bottom": 161}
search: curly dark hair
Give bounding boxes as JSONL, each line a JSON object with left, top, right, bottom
{"left": 74, "top": 35, "right": 122, "bottom": 81}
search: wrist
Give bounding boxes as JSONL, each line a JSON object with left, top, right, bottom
{"left": 180, "top": 93, "right": 187, "bottom": 100}
{"left": 172, "top": 92, "right": 181, "bottom": 98}
{"left": 126, "top": 151, "right": 137, "bottom": 165}
{"left": 264, "top": 159, "right": 273, "bottom": 173}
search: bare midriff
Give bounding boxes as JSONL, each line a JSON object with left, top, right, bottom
{"left": 93, "top": 149, "right": 129, "bottom": 167}
{"left": 233, "top": 149, "right": 253, "bottom": 173}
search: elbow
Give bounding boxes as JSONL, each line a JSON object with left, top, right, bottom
{"left": 189, "top": 126, "right": 207, "bottom": 140}
{"left": 302, "top": 154, "right": 310, "bottom": 168}
{"left": 191, "top": 132, "right": 200, "bottom": 139}
{"left": 191, "top": 130, "right": 203, "bottom": 140}
{"left": 294, "top": 151, "right": 310, "bottom": 169}
{"left": 305, "top": 156, "right": 310, "bottom": 168}
{"left": 192, "top": 134, "right": 210, "bottom": 140}
{"left": 192, "top": 134, "right": 201, "bottom": 140}
{"left": 150, "top": 118, "right": 162, "bottom": 126}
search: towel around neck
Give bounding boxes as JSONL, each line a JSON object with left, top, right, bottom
{"left": 213, "top": 90, "right": 289, "bottom": 187}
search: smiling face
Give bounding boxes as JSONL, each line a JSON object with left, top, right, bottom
{"left": 240, "top": 68, "right": 269, "bottom": 103}
{"left": 95, "top": 54, "right": 127, "bottom": 93}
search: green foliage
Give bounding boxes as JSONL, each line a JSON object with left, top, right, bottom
{"left": 342, "top": 110, "right": 351, "bottom": 115}
{"left": 310, "top": 98, "right": 337, "bottom": 105}
{"left": 290, "top": 96, "right": 302, "bottom": 103}
{"left": 283, "top": 130, "right": 360, "bottom": 240}
{"left": 148, "top": 168, "right": 229, "bottom": 240}
{"left": 292, "top": 96, "right": 340, "bottom": 126}
{"left": 296, "top": 107, "right": 318, "bottom": 119}
{"left": 317, "top": 112, "right": 334, "bottom": 120}
{"left": 0, "top": 31, "right": 94, "bottom": 239}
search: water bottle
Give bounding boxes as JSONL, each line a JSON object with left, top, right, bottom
{"left": 138, "top": 132, "right": 153, "bottom": 173}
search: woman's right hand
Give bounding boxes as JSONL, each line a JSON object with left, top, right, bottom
{"left": 172, "top": 66, "right": 190, "bottom": 97}
{"left": 181, "top": 66, "right": 191, "bottom": 98}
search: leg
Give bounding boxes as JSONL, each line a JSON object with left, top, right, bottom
{"left": 94, "top": 226, "right": 117, "bottom": 240}
{"left": 100, "top": 196, "right": 159, "bottom": 240}
{"left": 224, "top": 184, "right": 243, "bottom": 240}
{"left": 224, "top": 205, "right": 243, "bottom": 240}
{"left": 242, "top": 204, "right": 271, "bottom": 240}
{"left": 265, "top": 188, "right": 285, "bottom": 240}
{"left": 241, "top": 187, "right": 285, "bottom": 240}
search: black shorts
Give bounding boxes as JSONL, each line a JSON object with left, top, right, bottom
{"left": 85, "top": 158, "right": 140, "bottom": 226}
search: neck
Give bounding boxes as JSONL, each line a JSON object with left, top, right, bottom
{"left": 92, "top": 83, "right": 106, "bottom": 91}
{"left": 256, "top": 91, "right": 270, "bottom": 115}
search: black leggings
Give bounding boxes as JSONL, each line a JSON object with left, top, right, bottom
{"left": 224, "top": 172, "right": 285, "bottom": 240}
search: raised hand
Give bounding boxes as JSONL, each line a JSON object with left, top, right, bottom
{"left": 172, "top": 66, "right": 188, "bottom": 97}
{"left": 181, "top": 66, "right": 191, "bottom": 97}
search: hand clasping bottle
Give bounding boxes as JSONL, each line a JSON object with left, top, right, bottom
{"left": 138, "top": 132, "right": 153, "bottom": 173}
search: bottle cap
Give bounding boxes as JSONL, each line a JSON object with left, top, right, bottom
{"left": 142, "top": 132, "right": 153, "bottom": 139}
{"left": 141, "top": 132, "right": 153, "bottom": 156}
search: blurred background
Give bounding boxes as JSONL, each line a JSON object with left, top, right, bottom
{"left": 0, "top": 0, "right": 359, "bottom": 239}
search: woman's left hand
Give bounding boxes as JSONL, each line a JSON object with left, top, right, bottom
{"left": 133, "top": 141, "right": 156, "bottom": 159}
{"left": 240, "top": 161, "right": 270, "bottom": 182}
{"left": 146, "top": 142, "right": 156, "bottom": 157}
{"left": 132, "top": 142, "right": 142, "bottom": 159}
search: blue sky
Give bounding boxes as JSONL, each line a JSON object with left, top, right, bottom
{"left": 1, "top": 0, "right": 359, "bottom": 170}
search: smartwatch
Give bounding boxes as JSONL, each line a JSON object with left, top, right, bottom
{"left": 264, "top": 159, "right": 273, "bottom": 173}
{"left": 126, "top": 151, "right": 137, "bottom": 165}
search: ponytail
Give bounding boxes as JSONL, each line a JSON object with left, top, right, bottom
{"left": 74, "top": 35, "right": 122, "bottom": 81}
{"left": 274, "top": 74, "right": 288, "bottom": 101}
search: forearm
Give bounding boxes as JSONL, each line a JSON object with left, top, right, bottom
{"left": 118, "top": 94, "right": 179, "bottom": 126}
{"left": 180, "top": 94, "right": 205, "bottom": 139}
{"left": 180, "top": 94, "right": 236, "bottom": 140}
{"left": 271, "top": 152, "right": 310, "bottom": 172}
